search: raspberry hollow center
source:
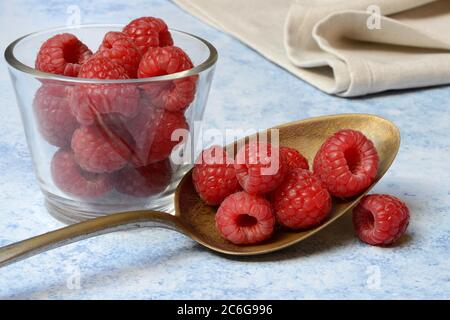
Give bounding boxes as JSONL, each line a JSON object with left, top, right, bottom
{"left": 344, "top": 147, "right": 362, "bottom": 173}
{"left": 236, "top": 214, "right": 258, "bottom": 227}
{"left": 361, "top": 207, "right": 375, "bottom": 230}
{"left": 63, "top": 43, "right": 80, "bottom": 64}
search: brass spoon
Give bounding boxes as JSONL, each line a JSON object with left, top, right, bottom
{"left": 0, "top": 114, "right": 400, "bottom": 267}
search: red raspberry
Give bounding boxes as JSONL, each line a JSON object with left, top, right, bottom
{"left": 137, "top": 46, "right": 193, "bottom": 79}
{"left": 77, "top": 55, "right": 129, "bottom": 79}
{"left": 280, "top": 146, "right": 309, "bottom": 171}
{"left": 35, "top": 33, "right": 92, "bottom": 77}
{"left": 33, "top": 84, "right": 78, "bottom": 147}
{"left": 234, "top": 142, "right": 286, "bottom": 195}
{"left": 71, "top": 56, "right": 140, "bottom": 125}
{"left": 353, "top": 194, "right": 410, "bottom": 246}
{"left": 216, "top": 192, "right": 275, "bottom": 245}
{"left": 313, "top": 129, "right": 379, "bottom": 198}
{"left": 71, "top": 125, "right": 131, "bottom": 173}
{"left": 114, "top": 159, "right": 172, "bottom": 197}
{"left": 138, "top": 46, "right": 196, "bottom": 112}
{"left": 192, "top": 146, "right": 241, "bottom": 205}
{"left": 51, "top": 149, "right": 112, "bottom": 198}
{"left": 128, "top": 103, "right": 189, "bottom": 166}
{"left": 123, "top": 17, "right": 173, "bottom": 55}
{"left": 272, "top": 169, "right": 332, "bottom": 230}
{"left": 97, "top": 32, "right": 141, "bottom": 78}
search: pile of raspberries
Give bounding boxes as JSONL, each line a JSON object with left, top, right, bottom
{"left": 193, "top": 129, "right": 410, "bottom": 246}
{"left": 33, "top": 17, "right": 196, "bottom": 199}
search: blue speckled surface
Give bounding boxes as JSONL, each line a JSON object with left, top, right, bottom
{"left": 1, "top": 0, "right": 449, "bottom": 299}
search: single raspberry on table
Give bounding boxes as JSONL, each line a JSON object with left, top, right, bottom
{"left": 71, "top": 125, "right": 131, "bottom": 173}
{"left": 272, "top": 169, "right": 332, "bottom": 230}
{"left": 280, "top": 146, "right": 309, "bottom": 171}
{"left": 97, "top": 31, "right": 141, "bottom": 78}
{"left": 35, "top": 33, "right": 92, "bottom": 77}
{"left": 313, "top": 129, "right": 379, "bottom": 198}
{"left": 51, "top": 149, "right": 112, "bottom": 198}
{"left": 234, "top": 141, "right": 286, "bottom": 195}
{"left": 33, "top": 84, "right": 78, "bottom": 147}
{"left": 138, "top": 46, "right": 196, "bottom": 112}
{"left": 127, "top": 102, "right": 189, "bottom": 166}
{"left": 353, "top": 194, "right": 410, "bottom": 246}
{"left": 123, "top": 16, "right": 173, "bottom": 55}
{"left": 192, "top": 146, "right": 241, "bottom": 205}
{"left": 114, "top": 159, "right": 172, "bottom": 197}
{"left": 216, "top": 191, "right": 275, "bottom": 245}
{"left": 71, "top": 56, "right": 140, "bottom": 125}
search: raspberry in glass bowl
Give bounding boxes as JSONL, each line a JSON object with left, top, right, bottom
{"left": 5, "top": 21, "right": 217, "bottom": 223}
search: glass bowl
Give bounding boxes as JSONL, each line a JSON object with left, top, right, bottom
{"left": 5, "top": 24, "right": 218, "bottom": 224}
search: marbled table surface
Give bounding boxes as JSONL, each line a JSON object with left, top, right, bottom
{"left": 0, "top": 0, "right": 449, "bottom": 299}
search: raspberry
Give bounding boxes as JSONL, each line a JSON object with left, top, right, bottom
{"left": 97, "top": 32, "right": 141, "bottom": 78}
{"left": 272, "top": 169, "right": 332, "bottom": 230}
{"left": 137, "top": 46, "right": 193, "bottom": 79}
{"left": 123, "top": 16, "right": 173, "bottom": 55}
{"left": 71, "top": 125, "right": 131, "bottom": 173}
{"left": 192, "top": 146, "right": 241, "bottom": 205}
{"left": 234, "top": 142, "right": 286, "bottom": 195}
{"left": 353, "top": 194, "right": 410, "bottom": 246}
{"left": 138, "top": 46, "right": 196, "bottom": 112}
{"left": 280, "top": 146, "right": 309, "bottom": 171}
{"left": 77, "top": 55, "right": 130, "bottom": 79}
{"left": 313, "top": 129, "right": 379, "bottom": 198}
{"left": 33, "top": 84, "right": 78, "bottom": 147}
{"left": 127, "top": 103, "right": 189, "bottom": 166}
{"left": 215, "top": 192, "right": 275, "bottom": 245}
{"left": 114, "top": 159, "right": 172, "bottom": 197}
{"left": 35, "top": 33, "right": 92, "bottom": 77}
{"left": 71, "top": 56, "right": 140, "bottom": 125}
{"left": 51, "top": 149, "right": 112, "bottom": 198}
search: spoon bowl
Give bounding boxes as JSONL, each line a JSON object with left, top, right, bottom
{"left": 175, "top": 113, "right": 400, "bottom": 254}
{"left": 0, "top": 114, "right": 400, "bottom": 266}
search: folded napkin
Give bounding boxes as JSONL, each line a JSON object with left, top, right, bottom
{"left": 173, "top": 0, "right": 450, "bottom": 96}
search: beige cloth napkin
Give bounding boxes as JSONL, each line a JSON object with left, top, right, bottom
{"left": 173, "top": 0, "right": 450, "bottom": 96}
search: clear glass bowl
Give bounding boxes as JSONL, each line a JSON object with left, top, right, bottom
{"left": 5, "top": 24, "right": 217, "bottom": 224}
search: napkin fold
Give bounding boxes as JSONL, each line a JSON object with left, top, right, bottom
{"left": 173, "top": 0, "right": 450, "bottom": 96}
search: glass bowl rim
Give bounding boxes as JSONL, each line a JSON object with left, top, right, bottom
{"left": 4, "top": 23, "right": 218, "bottom": 84}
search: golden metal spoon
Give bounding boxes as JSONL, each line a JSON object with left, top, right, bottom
{"left": 0, "top": 114, "right": 400, "bottom": 267}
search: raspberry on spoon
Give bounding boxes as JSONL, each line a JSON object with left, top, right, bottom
{"left": 234, "top": 141, "right": 286, "bottom": 195}
{"left": 192, "top": 146, "right": 241, "bottom": 205}
{"left": 313, "top": 129, "right": 379, "bottom": 198}
{"left": 280, "top": 146, "right": 309, "bottom": 171}
{"left": 216, "top": 192, "right": 275, "bottom": 245}
{"left": 272, "top": 169, "right": 332, "bottom": 230}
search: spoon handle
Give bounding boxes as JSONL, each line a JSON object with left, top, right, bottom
{"left": 0, "top": 210, "right": 182, "bottom": 268}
